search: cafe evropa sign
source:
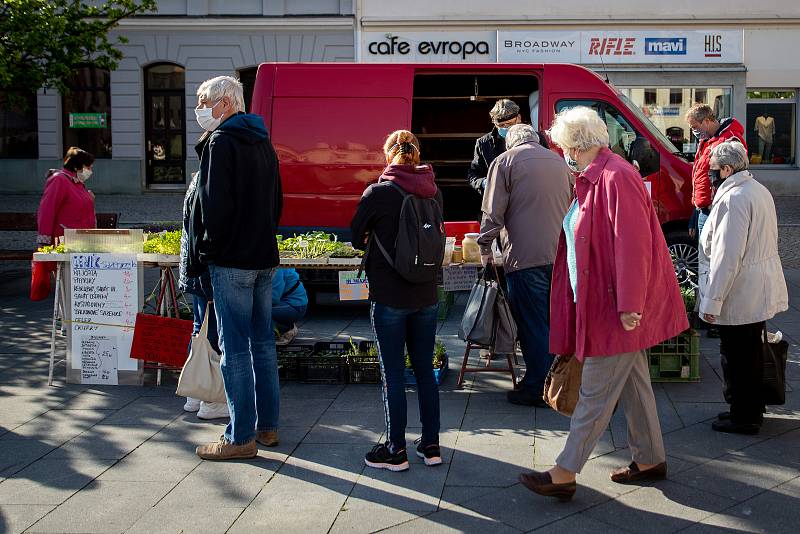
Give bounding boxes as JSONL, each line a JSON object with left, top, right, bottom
{"left": 69, "top": 112, "right": 107, "bottom": 129}
{"left": 498, "top": 30, "right": 743, "bottom": 64}
{"left": 363, "top": 31, "right": 496, "bottom": 63}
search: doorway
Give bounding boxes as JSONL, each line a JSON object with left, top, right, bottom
{"left": 144, "top": 63, "right": 186, "bottom": 186}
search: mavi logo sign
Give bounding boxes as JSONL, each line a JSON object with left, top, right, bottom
{"left": 645, "top": 38, "right": 687, "bottom": 55}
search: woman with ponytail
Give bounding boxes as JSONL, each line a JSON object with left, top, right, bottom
{"left": 351, "top": 130, "right": 444, "bottom": 472}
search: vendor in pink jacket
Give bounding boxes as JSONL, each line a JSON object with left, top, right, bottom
{"left": 519, "top": 106, "right": 688, "bottom": 503}
{"left": 36, "top": 147, "right": 96, "bottom": 246}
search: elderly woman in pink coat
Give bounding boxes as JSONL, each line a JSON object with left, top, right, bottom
{"left": 519, "top": 106, "right": 688, "bottom": 502}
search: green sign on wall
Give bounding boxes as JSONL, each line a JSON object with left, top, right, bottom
{"left": 69, "top": 113, "right": 107, "bottom": 129}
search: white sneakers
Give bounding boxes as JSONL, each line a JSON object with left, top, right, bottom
{"left": 197, "top": 401, "right": 230, "bottom": 420}
{"left": 183, "top": 397, "right": 201, "bottom": 412}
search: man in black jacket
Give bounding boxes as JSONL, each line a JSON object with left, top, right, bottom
{"left": 189, "top": 76, "right": 283, "bottom": 461}
{"left": 467, "top": 99, "right": 522, "bottom": 194}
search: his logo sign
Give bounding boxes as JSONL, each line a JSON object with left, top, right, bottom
{"left": 704, "top": 34, "right": 723, "bottom": 57}
{"left": 645, "top": 38, "right": 687, "bottom": 55}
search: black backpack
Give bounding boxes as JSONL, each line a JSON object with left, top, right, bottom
{"left": 371, "top": 181, "right": 445, "bottom": 284}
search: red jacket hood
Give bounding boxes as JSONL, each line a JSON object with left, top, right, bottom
{"left": 379, "top": 164, "right": 438, "bottom": 198}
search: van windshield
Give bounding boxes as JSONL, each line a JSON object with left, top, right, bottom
{"left": 617, "top": 91, "right": 682, "bottom": 154}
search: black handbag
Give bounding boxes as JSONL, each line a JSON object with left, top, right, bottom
{"left": 719, "top": 325, "right": 788, "bottom": 406}
{"left": 762, "top": 326, "right": 788, "bottom": 406}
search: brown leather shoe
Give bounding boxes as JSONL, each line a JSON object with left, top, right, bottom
{"left": 196, "top": 436, "right": 257, "bottom": 460}
{"left": 519, "top": 471, "right": 576, "bottom": 502}
{"left": 610, "top": 462, "right": 667, "bottom": 484}
{"left": 256, "top": 431, "right": 279, "bottom": 447}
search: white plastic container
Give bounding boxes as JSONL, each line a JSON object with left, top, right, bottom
{"left": 462, "top": 232, "right": 481, "bottom": 264}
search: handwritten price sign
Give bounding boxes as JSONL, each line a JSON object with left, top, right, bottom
{"left": 338, "top": 271, "right": 369, "bottom": 301}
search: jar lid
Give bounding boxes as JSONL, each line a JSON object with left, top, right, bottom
{"left": 464, "top": 232, "right": 479, "bottom": 239}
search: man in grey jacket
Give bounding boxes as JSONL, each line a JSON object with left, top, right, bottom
{"left": 478, "top": 124, "right": 573, "bottom": 406}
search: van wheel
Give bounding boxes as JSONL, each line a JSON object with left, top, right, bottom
{"left": 666, "top": 231, "right": 698, "bottom": 289}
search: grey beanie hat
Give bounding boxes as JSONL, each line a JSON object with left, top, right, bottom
{"left": 490, "top": 99, "right": 520, "bottom": 123}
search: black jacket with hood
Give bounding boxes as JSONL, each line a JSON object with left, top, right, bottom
{"left": 186, "top": 112, "right": 282, "bottom": 276}
{"left": 351, "top": 164, "right": 443, "bottom": 309}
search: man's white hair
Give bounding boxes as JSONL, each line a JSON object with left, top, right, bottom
{"left": 548, "top": 106, "right": 609, "bottom": 151}
{"left": 505, "top": 124, "right": 539, "bottom": 150}
{"left": 197, "top": 75, "right": 245, "bottom": 113}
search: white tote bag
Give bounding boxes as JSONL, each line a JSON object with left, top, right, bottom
{"left": 176, "top": 308, "right": 226, "bottom": 403}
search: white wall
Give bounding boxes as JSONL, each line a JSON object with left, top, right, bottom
{"left": 745, "top": 28, "right": 800, "bottom": 88}
{"left": 360, "top": 0, "right": 800, "bottom": 22}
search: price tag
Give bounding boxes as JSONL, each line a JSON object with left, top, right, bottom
{"left": 338, "top": 270, "right": 369, "bottom": 301}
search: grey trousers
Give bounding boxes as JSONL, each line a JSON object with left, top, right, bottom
{"left": 556, "top": 350, "right": 666, "bottom": 473}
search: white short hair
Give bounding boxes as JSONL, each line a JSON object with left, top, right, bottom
{"left": 711, "top": 140, "right": 749, "bottom": 172}
{"left": 505, "top": 124, "right": 539, "bottom": 150}
{"left": 548, "top": 106, "right": 609, "bottom": 151}
{"left": 197, "top": 76, "right": 245, "bottom": 113}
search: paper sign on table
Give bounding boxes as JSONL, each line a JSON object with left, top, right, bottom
{"left": 442, "top": 264, "right": 481, "bottom": 292}
{"left": 338, "top": 270, "right": 369, "bottom": 301}
{"left": 70, "top": 253, "right": 138, "bottom": 384}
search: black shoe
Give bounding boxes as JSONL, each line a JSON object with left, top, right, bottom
{"left": 712, "top": 420, "right": 760, "bottom": 435}
{"left": 414, "top": 438, "right": 442, "bottom": 466}
{"left": 507, "top": 388, "right": 548, "bottom": 408}
{"left": 717, "top": 411, "right": 731, "bottom": 421}
{"left": 706, "top": 326, "right": 720, "bottom": 338}
{"left": 364, "top": 442, "right": 409, "bottom": 472}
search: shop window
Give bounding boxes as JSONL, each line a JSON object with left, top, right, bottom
{"left": 644, "top": 89, "right": 657, "bottom": 105}
{"left": 746, "top": 89, "right": 796, "bottom": 166}
{"left": 62, "top": 67, "right": 112, "bottom": 158}
{"left": 555, "top": 99, "right": 660, "bottom": 177}
{"left": 238, "top": 67, "right": 257, "bottom": 112}
{"left": 0, "top": 91, "right": 38, "bottom": 158}
{"left": 144, "top": 63, "right": 185, "bottom": 185}
{"left": 618, "top": 87, "right": 731, "bottom": 154}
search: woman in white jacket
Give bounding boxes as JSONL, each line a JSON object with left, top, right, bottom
{"left": 700, "top": 140, "right": 788, "bottom": 435}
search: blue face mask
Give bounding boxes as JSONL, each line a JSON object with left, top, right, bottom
{"left": 497, "top": 127, "right": 509, "bottom": 138}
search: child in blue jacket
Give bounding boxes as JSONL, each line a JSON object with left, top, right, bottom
{"left": 272, "top": 268, "right": 308, "bottom": 344}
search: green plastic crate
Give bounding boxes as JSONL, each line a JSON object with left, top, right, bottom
{"left": 648, "top": 329, "right": 700, "bottom": 382}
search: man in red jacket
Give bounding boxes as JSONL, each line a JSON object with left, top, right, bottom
{"left": 685, "top": 104, "right": 747, "bottom": 238}
{"left": 685, "top": 104, "right": 746, "bottom": 338}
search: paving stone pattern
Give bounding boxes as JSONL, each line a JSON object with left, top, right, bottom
{"left": 0, "top": 265, "right": 799, "bottom": 533}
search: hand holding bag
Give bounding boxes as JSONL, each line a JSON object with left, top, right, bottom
{"left": 176, "top": 307, "right": 226, "bottom": 403}
{"left": 543, "top": 354, "right": 584, "bottom": 417}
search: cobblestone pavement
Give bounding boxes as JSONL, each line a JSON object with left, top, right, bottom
{"left": 0, "top": 268, "right": 799, "bottom": 533}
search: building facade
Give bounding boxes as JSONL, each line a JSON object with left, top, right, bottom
{"left": 357, "top": 0, "right": 800, "bottom": 194}
{"left": 2, "top": 1, "right": 799, "bottom": 194}
{"left": 0, "top": 0, "right": 355, "bottom": 194}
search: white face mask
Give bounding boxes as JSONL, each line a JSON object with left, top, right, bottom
{"left": 77, "top": 168, "right": 92, "bottom": 183}
{"left": 195, "top": 100, "right": 222, "bottom": 131}
{"left": 563, "top": 149, "right": 580, "bottom": 172}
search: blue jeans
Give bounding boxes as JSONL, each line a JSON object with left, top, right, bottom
{"left": 697, "top": 209, "right": 709, "bottom": 237}
{"left": 371, "top": 302, "right": 440, "bottom": 452}
{"left": 272, "top": 303, "right": 307, "bottom": 333}
{"left": 191, "top": 294, "right": 219, "bottom": 355}
{"left": 209, "top": 265, "right": 279, "bottom": 444}
{"left": 506, "top": 265, "right": 554, "bottom": 392}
